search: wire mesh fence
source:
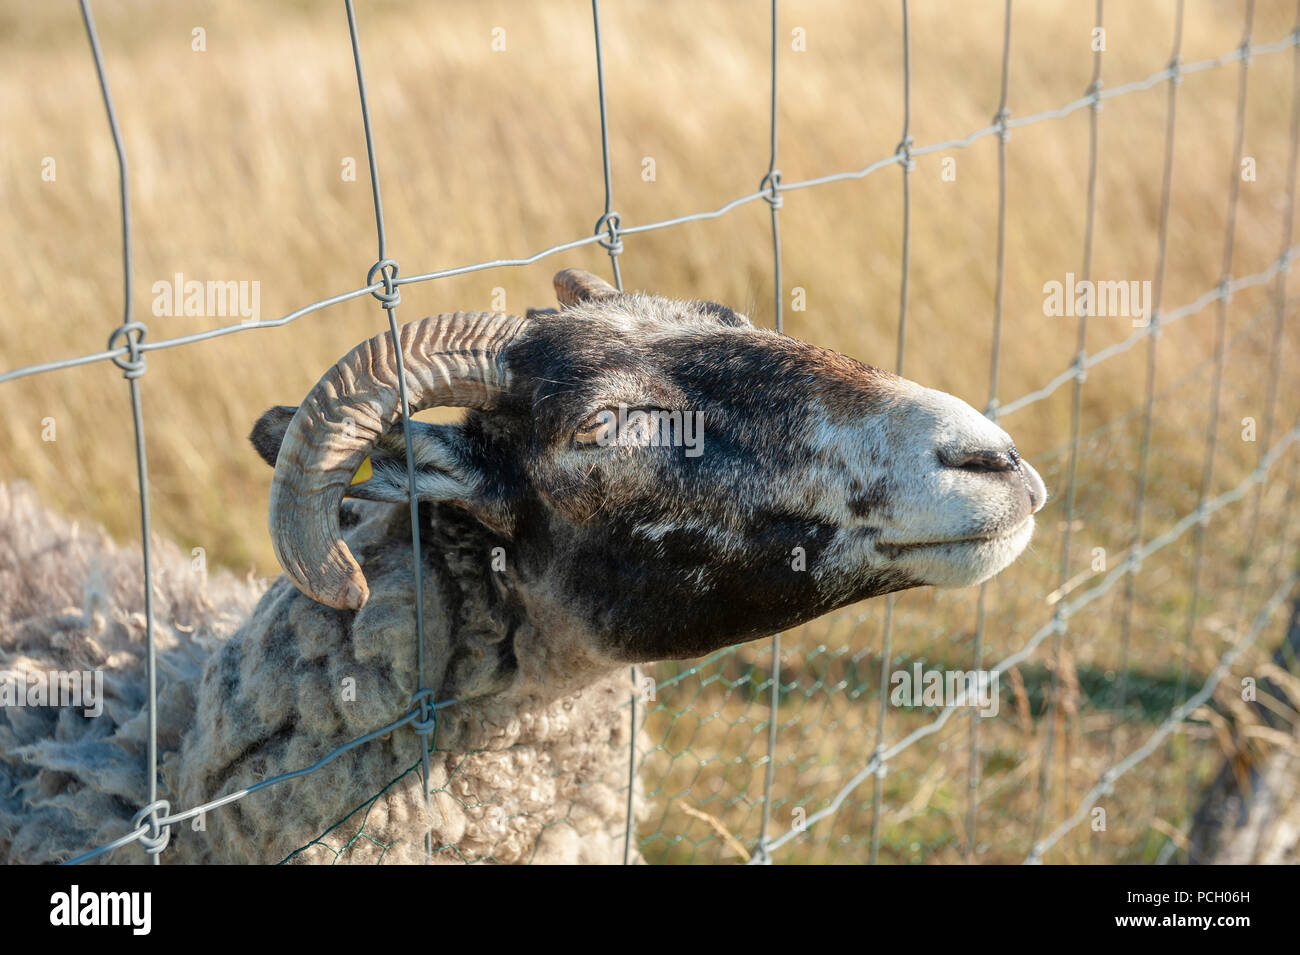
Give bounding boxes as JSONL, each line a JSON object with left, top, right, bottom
{"left": 3, "top": 0, "right": 1300, "bottom": 864}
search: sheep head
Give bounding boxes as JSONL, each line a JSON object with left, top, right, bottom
{"left": 254, "top": 268, "right": 1045, "bottom": 664}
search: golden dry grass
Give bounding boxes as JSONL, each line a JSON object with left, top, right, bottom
{"left": 3, "top": 0, "right": 1300, "bottom": 863}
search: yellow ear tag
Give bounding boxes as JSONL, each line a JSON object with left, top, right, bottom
{"left": 350, "top": 456, "right": 373, "bottom": 486}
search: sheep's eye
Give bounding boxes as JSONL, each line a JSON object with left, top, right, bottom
{"left": 572, "top": 406, "right": 669, "bottom": 449}
{"left": 573, "top": 409, "right": 616, "bottom": 446}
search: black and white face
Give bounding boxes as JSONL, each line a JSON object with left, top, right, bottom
{"left": 515, "top": 298, "right": 1044, "bottom": 659}
{"left": 260, "top": 287, "right": 1044, "bottom": 663}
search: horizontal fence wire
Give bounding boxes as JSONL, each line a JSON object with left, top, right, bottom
{"left": 2, "top": 1, "right": 1296, "bottom": 864}
{"left": 1029, "top": 569, "right": 1300, "bottom": 862}
{"left": 5, "top": 30, "right": 1300, "bottom": 389}
{"left": 759, "top": 423, "right": 1300, "bottom": 858}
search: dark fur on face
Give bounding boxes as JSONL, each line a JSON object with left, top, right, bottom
{"left": 253, "top": 279, "right": 1043, "bottom": 667}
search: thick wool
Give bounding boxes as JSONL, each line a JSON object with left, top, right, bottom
{"left": 0, "top": 483, "right": 638, "bottom": 864}
{"left": 0, "top": 482, "right": 259, "bottom": 862}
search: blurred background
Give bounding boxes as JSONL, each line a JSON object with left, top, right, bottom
{"left": 3, "top": 0, "right": 1300, "bottom": 863}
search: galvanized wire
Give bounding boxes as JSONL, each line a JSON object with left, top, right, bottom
{"left": 869, "top": 0, "right": 913, "bottom": 867}
{"left": 1032, "top": 0, "right": 1104, "bottom": 849}
{"left": 1173, "top": 0, "right": 1255, "bottom": 862}
{"left": 9, "top": 2, "right": 1298, "bottom": 865}
{"left": 755, "top": 0, "right": 784, "bottom": 867}
{"left": 1030, "top": 571, "right": 1300, "bottom": 862}
{"left": 764, "top": 422, "right": 1300, "bottom": 858}
{"left": 343, "top": 0, "right": 437, "bottom": 862}
{"left": 1243, "top": 0, "right": 1300, "bottom": 618}
{"left": 967, "top": 0, "right": 1014, "bottom": 864}
{"left": 7, "top": 33, "right": 1299, "bottom": 386}
{"left": 76, "top": 0, "right": 164, "bottom": 866}
{"left": 995, "top": 251, "right": 1299, "bottom": 419}
{"left": 591, "top": 0, "right": 624, "bottom": 292}
{"left": 1260, "top": 4, "right": 1300, "bottom": 609}
{"left": 1104, "top": 0, "right": 1184, "bottom": 860}
{"left": 585, "top": 0, "right": 638, "bottom": 865}
{"left": 1220, "top": 3, "right": 1300, "bottom": 787}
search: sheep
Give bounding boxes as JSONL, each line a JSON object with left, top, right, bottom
{"left": 0, "top": 269, "right": 1047, "bottom": 864}
{"left": 0, "top": 480, "right": 632, "bottom": 864}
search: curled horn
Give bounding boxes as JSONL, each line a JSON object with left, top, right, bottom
{"left": 553, "top": 268, "right": 621, "bottom": 307}
{"left": 269, "top": 311, "right": 530, "bottom": 610}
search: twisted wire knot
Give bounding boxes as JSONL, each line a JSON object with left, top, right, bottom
{"left": 409, "top": 688, "right": 439, "bottom": 738}
{"left": 367, "top": 258, "right": 402, "bottom": 308}
{"left": 107, "top": 321, "right": 148, "bottom": 380}
{"left": 1239, "top": 40, "right": 1253, "bottom": 67}
{"left": 1087, "top": 79, "right": 1105, "bottom": 112}
{"left": 1217, "top": 277, "right": 1233, "bottom": 305}
{"left": 895, "top": 135, "right": 916, "bottom": 173}
{"left": 1168, "top": 55, "right": 1183, "bottom": 87}
{"left": 759, "top": 169, "right": 783, "bottom": 209}
{"left": 594, "top": 211, "right": 623, "bottom": 256}
{"left": 131, "top": 799, "right": 172, "bottom": 855}
{"left": 993, "top": 107, "right": 1011, "bottom": 143}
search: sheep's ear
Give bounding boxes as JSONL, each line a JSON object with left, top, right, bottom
{"left": 553, "top": 268, "right": 621, "bottom": 307}
{"left": 347, "top": 422, "right": 516, "bottom": 536}
{"left": 251, "top": 408, "right": 512, "bottom": 534}
{"left": 250, "top": 405, "right": 297, "bottom": 466}
{"left": 346, "top": 423, "right": 480, "bottom": 504}
{"left": 250, "top": 407, "right": 479, "bottom": 498}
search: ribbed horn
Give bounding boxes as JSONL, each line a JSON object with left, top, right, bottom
{"left": 269, "top": 311, "right": 530, "bottom": 610}
{"left": 554, "top": 268, "right": 621, "bottom": 307}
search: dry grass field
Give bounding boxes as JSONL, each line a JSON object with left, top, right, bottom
{"left": 3, "top": 0, "right": 1300, "bottom": 863}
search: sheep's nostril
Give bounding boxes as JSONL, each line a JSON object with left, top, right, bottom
{"left": 939, "top": 447, "right": 1018, "bottom": 473}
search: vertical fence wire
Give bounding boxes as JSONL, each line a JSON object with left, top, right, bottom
{"left": 342, "top": 0, "right": 436, "bottom": 862}
{"left": 1277, "top": 9, "right": 1300, "bottom": 617}
{"left": 78, "top": 0, "right": 168, "bottom": 865}
{"left": 1174, "top": 0, "right": 1255, "bottom": 862}
{"left": 1154, "top": 7, "right": 1297, "bottom": 849}
{"left": 756, "top": 0, "right": 784, "bottom": 865}
{"left": 894, "top": 0, "right": 913, "bottom": 379}
{"left": 591, "top": 0, "right": 624, "bottom": 293}
{"left": 1270, "top": 7, "right": 1300, "bottom": 607}
{"left": 587, "top": 0, "right": 637, "bottom": 864}
{"left": 1239, "top": 0, "right": 1300, "bottom": 638}
{"left": 967, "top": 0, "right": 1014, "bottom": 864}
{"left": 869, "top": 0, "right": 912, "bottom": 866}
{"left": 1030, "top": 0, "right": 1104, "bottom": 857}
{"left": 1106, "top": 0, "right": 1184, "bottom": 864}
